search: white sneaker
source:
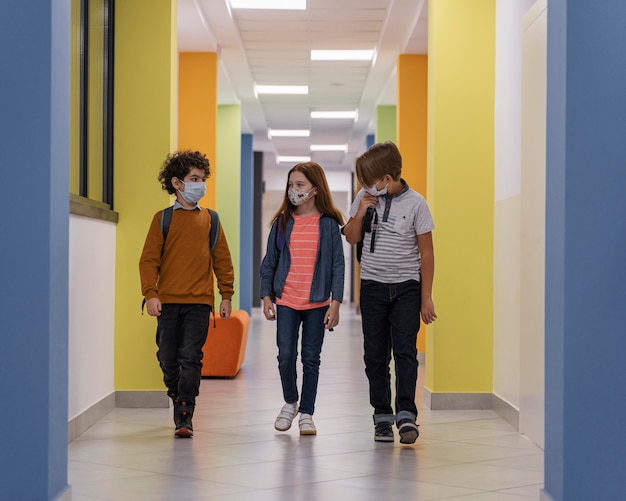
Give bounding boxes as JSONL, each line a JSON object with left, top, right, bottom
{"left": 274, "top": 402, "right": 298, "bottom": 431}
{"left": 299, "top": 413, "right": 317, "bottom": 435}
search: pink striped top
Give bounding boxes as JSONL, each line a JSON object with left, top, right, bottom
{"left": 276, "top": 212, "right": 330, "bottom": 310}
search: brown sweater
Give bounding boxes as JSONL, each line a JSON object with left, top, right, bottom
{"left": 139, "top": 207, "right": 234, "bottom": 308}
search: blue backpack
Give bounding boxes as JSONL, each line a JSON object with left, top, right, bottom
{"left": 259, "top": 220, "right": 286, "bottom": 278}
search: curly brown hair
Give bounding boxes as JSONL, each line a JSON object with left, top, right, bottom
{"left": 158, "top": 150, "right": 211, "bottom": 194}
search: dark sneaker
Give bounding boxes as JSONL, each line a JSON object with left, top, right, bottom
{"left": 174, "top": 401, "right": 194, "bottom": 438}
{"left": 374, "top": 422, "right": 394, "bottom": 442}
{"left": 398, "top": 419, "right": 419, "bottom": 444}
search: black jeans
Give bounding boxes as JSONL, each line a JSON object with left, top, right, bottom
{"left": 360, "top": 279, "right": 421, "bottom": 423}
{"left": 156, "top": 304, "right": 211, "bottom": 404}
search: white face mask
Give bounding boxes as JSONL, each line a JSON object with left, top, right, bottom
{"left": 288, "top": 188, "right": 314, "bottom": 206}
{"left": 178, "top": 181, "right": 206, "bottom": 204}
{"left": 365, "top": 181, "right": 388, "bottom": 197}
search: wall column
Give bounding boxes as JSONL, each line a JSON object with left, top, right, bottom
{"left": 114, "top": 0, "right": 177, "bottom": 403}
{"left": 0, "top": 1, "right": 71, "bottom": 499}
{"left": 217, "top": 105, "right": 242, "bottom": 310}
{"left": 424, "top": 0, "right": 496, "bottom": 408}
{"left": 239, "top": 133, "right": 254, "bottom": 314}
{"left": 179, "top": 52, "right": 218, "bottom": 207}
{"left": 544, "top": 1, "right": 626, "bottom": 499}
{"left": 397, "top": 53, "right": 428, "bottom": 354}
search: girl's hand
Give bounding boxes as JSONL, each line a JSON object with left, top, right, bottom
{"left": 324, "top": 301, "right": 341, "bottom": 330}
{"left": 262, "top": 296, "right": 276, "bottom": 321}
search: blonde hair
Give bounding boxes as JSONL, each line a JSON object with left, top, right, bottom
{"left": 270, "top": 162, "right": 345, "bottom": 230}
{"left": 354, "top": 141, "right": 402, "bottom": 188}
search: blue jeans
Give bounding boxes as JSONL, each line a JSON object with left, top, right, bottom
{"left": 276, "top": 305, "right": 328, "bottom": 415}
{"left": 360, "top": 280, "right": 421, "bottom": 423}
{"left": 156, "top": 304, "right": 211, "bottom": 404}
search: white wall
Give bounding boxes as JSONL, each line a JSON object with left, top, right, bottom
{"left": 520, "top": 0, "right": 547, "bottom": 448}
{"left": 68, "top": 214, "right": 116, "bottom": 420}
{"left": 494, "top": 0, "right": 545, "bottom": 449}
{"left": 494, "top": 0, "right": 535, "bottom": 412}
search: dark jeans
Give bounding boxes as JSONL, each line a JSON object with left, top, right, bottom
{"left": 156, "top": 303, "right": 211, "bottom": 404}
{"left": 276, "top": 304, "right": 328, "bottom": 415}
{"left": 360, "top": 279, "right": 421, "bottom": 423}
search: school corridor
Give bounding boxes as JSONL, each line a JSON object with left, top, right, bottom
{"left": 68, "top": 308, "right": 543, "bottom": 500}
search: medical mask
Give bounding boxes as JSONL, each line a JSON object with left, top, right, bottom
{"left": 365, "top": 181, "right": 388, "bottom": 197}
{"left": 178, "top": 181, "right": 206, "bottom": 204}
{"left": 288, "top": 188, "right": 314, "bottom": 206}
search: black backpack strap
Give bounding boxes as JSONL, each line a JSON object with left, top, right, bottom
{"left": 160, "top": 206, "right": 173, "bottom": 256}
{"left": 208, "top": 209, "right": 220, "bottom": 252}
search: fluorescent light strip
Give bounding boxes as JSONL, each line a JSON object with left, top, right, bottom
{"left": 268, "top": 129, "right": 310, "bottom": 138}
{"left": 310, "top": 144, "right": 348, "bottom": 152}
{"left": 311, "top": 110, "right": 358, "bottom": 120}
{"left": 255, "top": 84, "right": 308, "bottom": 95}
{"left": 276, "top": 156, "right": 311, "bottom": 163}
{"left": 311, "top": 49, "right": 374, "bottom": 61}
{"left": 229, "top": 0, "right": 306, "bottom": 9}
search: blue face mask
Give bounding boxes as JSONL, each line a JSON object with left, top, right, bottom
{"left": 179, "top": 181, "right": 206, "bottom": 204}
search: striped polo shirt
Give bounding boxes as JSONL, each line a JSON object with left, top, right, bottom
{"left": 276, "top": 212, "right": 331, "bottom": 310}
{"left": 349, "top": 180, "right": 434, "bottom": 283}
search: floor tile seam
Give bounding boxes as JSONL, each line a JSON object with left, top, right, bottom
{"left": 175, "top": 467, "right": 372, "bottom": 490}
{"left": 419, "top": 460, "right": 545, "bottom": 475}
{"left": 470, "top": 458, "right": 545, "bottom": 473}
{"left": 452, "top": 441, "right": 544, "bottom": 455}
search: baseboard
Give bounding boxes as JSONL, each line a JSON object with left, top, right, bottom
{"left": 55, "top": 485, "right": 72, "bottom": 501}
{"left": 423, "top": 389, "right": 521, "bottom": 431}
{"left": 492, "top": 393, "right": 519, "bottom": 430}
{"left": 115, "top": 390, "right": 171, "bottom": 408}
{"left": 68, "top": 392, "right": 116, "bottom": 443}
{"left": 423, "top": 388, "right": 493, "bottom": 410}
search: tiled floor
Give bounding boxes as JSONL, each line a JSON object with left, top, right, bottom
{"left": 68, "top": 307, "right": 544, "bottom": 500}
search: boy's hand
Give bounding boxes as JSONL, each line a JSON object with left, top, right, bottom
{"left": 220, "top": 299, "right": 232, "bottom": 320}
{"left": 358, "top": 193, "right": 378, "bottom": 218}
{"left": 146, "top": 297, "right": 162, "bottom": 317}
{"left": 421, "top": 297, "right": 437, "bottom": 325}
{"left": 262, "top": 296, "right": 276, "bottom": 321}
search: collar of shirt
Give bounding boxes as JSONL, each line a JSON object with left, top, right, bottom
{"left": 173, "top": 201, "right": 201, "bottom": 211}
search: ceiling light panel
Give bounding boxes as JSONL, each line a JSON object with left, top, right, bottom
{"left": 255, "top": 84, "right": 308, "bottom": 95}
{"left": 310, "top": 144, "right": 349, "bottom": 152}
{"left": 310, "top": 111, "right": 358, "bottom": 120}
{"left": 276, "top": 156, "right": 311, "bottom": 163}
{"left": 229, "top": 0, "right": 306, "bottom": 10}
{"left": 311, "top": 50, "right": 374, "bottom": 61}
{"left": 268, "top": 129, "right": 310, "bottom": 138}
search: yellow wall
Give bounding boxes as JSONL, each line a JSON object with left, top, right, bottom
{"left": 217, "top": 105, "right": 242, "bottom": 310}
{"left": 397, "top": 54, "right": 428, "bottom": 354}
{"left": 179, "top": 52, "right": 218, "bottom": 208}
{"left": 114, "top": 0, "right": 177, "bottom": 390}
{"left": 426, "top": 0, "right": 495, "bottom": 392}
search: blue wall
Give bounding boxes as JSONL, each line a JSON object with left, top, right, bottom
{"left": 0, "top": 1, "right": 70, "bottom": 499}
{"left": 545, "top": 1, "right": 626, "bottom": 500}
{"left": 239, "top": 134, "right": 254, "bottom": 314}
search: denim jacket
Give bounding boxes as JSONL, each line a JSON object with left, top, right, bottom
{"left": 260, "top": 213, "right": 344, "bottom": 304}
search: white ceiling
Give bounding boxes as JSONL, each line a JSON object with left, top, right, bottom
{"left": 178, "top": 0, "right": 428, "bottom": 171}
